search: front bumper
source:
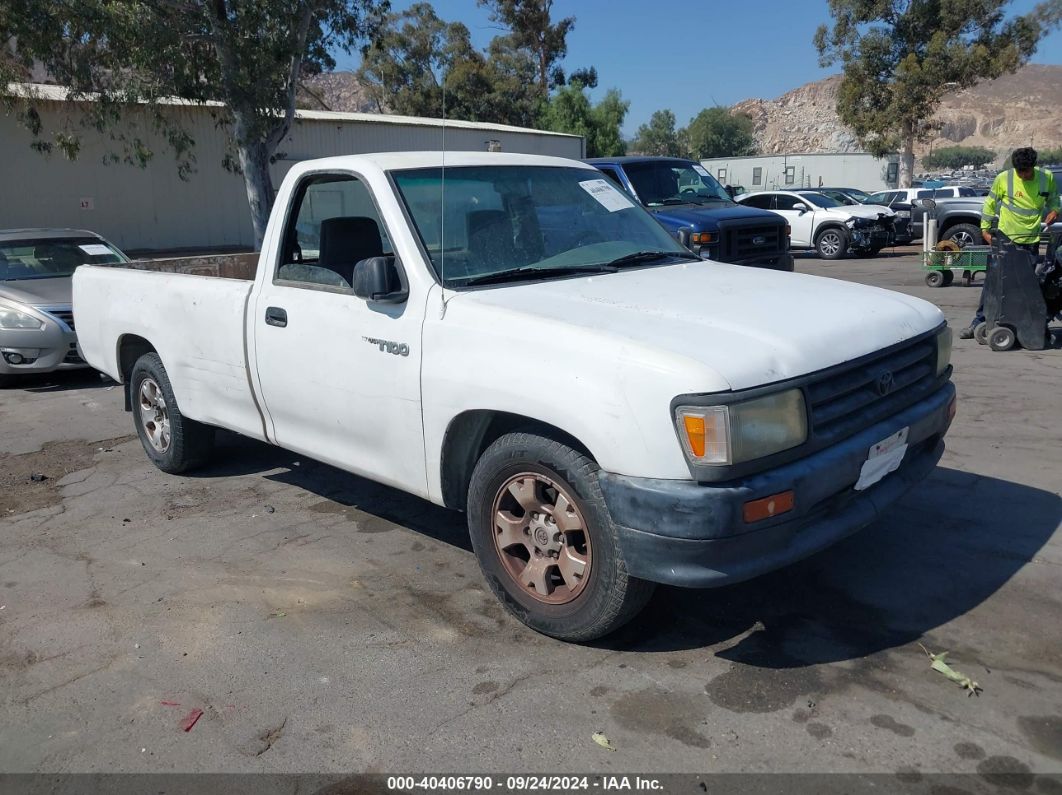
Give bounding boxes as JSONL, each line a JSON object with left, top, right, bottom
{"left": 0, "top": 311, "right": 85, "bottom": 376}
{"left": 599, "top": 383, "right": 955, "bottom": 588}
{"left": 850, "top": 228, "right": 893, "bottom": 249}
{"left": 700, "top": 247, "right": 794, "bottom": 272}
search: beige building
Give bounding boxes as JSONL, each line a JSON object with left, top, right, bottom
{"left": 1, "top": 84, "right": 583, "bottom": 252}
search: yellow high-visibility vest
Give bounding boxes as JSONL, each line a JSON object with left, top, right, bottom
{"left": 980, "top": 168, "right": 1060, "bottom": 244}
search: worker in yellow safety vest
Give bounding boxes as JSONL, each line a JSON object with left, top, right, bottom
{"left": 959, "top": 147, "right": 1060, "bottom": 338}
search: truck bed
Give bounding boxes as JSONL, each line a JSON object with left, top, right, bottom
{"left": 73, "top": 262, "right": 267, "bottom": 441}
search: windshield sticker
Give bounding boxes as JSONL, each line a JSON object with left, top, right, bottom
{"left": 78, "top": 244, "right": 114, "bottom": 256}
{"left": 579, "top": 179, "right": 634, "bottom": 212}
{"left": 693, "top": 165, "right": 711, "bottom": 177}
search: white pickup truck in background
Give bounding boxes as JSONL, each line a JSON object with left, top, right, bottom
{"left": 74, "top": 152, "right": 956, "bottom": 641}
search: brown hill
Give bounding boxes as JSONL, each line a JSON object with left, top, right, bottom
{"left": 731, "top": 64, "right": 1062, "bottom": 165}
{"left": 297, "top": 71, "right": 381, "bottom": 114}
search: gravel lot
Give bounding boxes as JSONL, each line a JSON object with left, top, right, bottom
{"left": 0, "top": 248, "right": 1059, "bottom": 787}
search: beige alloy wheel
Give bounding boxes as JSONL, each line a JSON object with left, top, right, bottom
{"left": 491, "top": 472, "right": 592, "bottom": 605}
{"left": 137, "top": 377, "right": 172, "bottom": 453}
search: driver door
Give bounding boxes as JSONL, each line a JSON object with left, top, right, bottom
{"left": 772, "top": 194, "right": 815, "bottom": 247}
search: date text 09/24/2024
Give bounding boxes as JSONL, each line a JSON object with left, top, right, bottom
{"left": 386, "top": 776, "right": 664, "bottom": 791}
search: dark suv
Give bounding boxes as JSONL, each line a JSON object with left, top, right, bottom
{"left": 586, "top": 156, "right": 793, "bottom": 271}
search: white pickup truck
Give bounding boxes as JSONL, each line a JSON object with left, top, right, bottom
{"left": 74, "top": 152, "right": 956, "bottom": 641}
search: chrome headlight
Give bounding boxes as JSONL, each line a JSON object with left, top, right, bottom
{"left": 0, "top": 301, "right": 44, "bottom": 330}
{"left": 676, "top": 389, "right": 808, "bottom": 466}
{"left": 936, "top": 326, "right": 953, "bottom": 377}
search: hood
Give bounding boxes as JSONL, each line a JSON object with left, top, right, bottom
{"left": 650, "top": 204, "right": 781, "bottom": 230}
{"left": 0, "top": 277, "right": 72, "bottom": 307}
{"left": 828, "top": 204, "right": 894, "bottom": 221}
{"left": 456, "top": 261, "right": 942, "bottom": 392}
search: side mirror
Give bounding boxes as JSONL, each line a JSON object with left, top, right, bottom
{"left": 352, "top": 256, "right": 408, "bottom": 303}
{"left": 913, "top": 198, "right": 936, "bottom": 211}
{"left": 795, "top": 205, "right": 808, "bottom": 215}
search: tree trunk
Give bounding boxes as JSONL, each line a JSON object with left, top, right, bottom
{"left": 236, "top": 133, "right": 275, "bottom": 251}
{"left": 899, "top": 129, "right": 916, "bottom": 189}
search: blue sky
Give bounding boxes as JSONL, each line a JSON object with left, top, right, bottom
{"left": 332, "top": 0, "right": 1062, "bottom": 136}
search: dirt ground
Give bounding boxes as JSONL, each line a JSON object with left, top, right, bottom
{"left": 0, "top": 248, "right": 1059, "bottom": 790}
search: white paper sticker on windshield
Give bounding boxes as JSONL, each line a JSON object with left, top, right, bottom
{"left": 693, "top": 165, "right": 711, "bottom": 177}
{"left": 78, "top": 244, "right": 113, "bottom": 256}
{"left": 579, "top": 179, "right": 634, "bottom": 212}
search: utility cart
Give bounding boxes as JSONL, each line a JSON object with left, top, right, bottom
{"left": 922, "top": 242, "right": 991, "bottom": 287}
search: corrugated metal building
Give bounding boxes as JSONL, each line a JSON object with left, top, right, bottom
{"left": 1, "top": 84, "right": 583, "bottom": 251}
{"left": 699, "top": 152, "right": 901, "bottom": 193}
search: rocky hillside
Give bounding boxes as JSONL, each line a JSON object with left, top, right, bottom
{"left": 731, "top": 64, "right": 1062, "bottom": 165}
{"left": 297, "top": 71, "right": 381, "bottom": 114}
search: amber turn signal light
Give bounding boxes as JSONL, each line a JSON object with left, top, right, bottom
{"left": 743, "top": 491, "right": 795, "bottom": 523}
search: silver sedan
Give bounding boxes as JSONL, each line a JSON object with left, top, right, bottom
{"left": 0, "top": 228, "right": 128, "bottom": 384}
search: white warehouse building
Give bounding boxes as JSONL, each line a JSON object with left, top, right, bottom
{"left": 1, "top": 84, "right": 583, "bottom": 252}
{"left": 700, "top": 152, "right": 901, "bottom": 194}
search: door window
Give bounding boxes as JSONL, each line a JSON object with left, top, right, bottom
{"left": 774, "top": 194, "right": 807, "bottom": 211}
{"left": 740, "top": 193, "right": 773, "bottom": 209}
{"left": 277, "top": 174, "right": 392, "bottom": 289}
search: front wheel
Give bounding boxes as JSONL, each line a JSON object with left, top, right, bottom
{"left": 467, "top": 432, "right": 654, "bottom": 642}
{"left": 988, "top": 326, "right": 1016, "bottom": 352}
{"left": 815, "top": 228, "right": 848, "bottom": 260}
{"left": 925, "top": 270, "right": 945, "bottom": 288}
{"left": 130, "top": 353, "right": 215, "bottom": 474}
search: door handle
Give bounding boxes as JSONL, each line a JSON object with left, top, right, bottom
{"left": 265, "top": 306, "right": 287, "bottom": 328}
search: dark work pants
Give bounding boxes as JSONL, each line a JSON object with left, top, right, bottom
{"left": 970, "top": 235, "right": 1040, "bottom": 327}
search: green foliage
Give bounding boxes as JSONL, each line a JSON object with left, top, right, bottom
{"left": 815, "top": 0, "right": 1060, "bottom": 185}
{"left": 477, "top": 0, "right": 575, "bottom": 94}
{"left": 632, "top": 110, "right": 683, "bottom": 157}
{"left": 1002, "top": 146, "right": 1062, "bottom": 168}
{"left": 922, "top": 146, "right": 997, "bottom": 169}
{"left": 684, "top": 107, "right": 757, "bottom": 159}
{"left": 1, "top": 0, "right": 382, "bottom": 245}
{"left": 538, "top": 85, "right": 628, "bottom": 157}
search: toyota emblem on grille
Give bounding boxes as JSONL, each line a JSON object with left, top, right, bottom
{"left": 752, "top": 235, "right": 766, "bottom": 245}
{"left": 875, "top": 371, "right": 895, "bottom": 396}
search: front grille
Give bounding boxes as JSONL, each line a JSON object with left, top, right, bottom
{"left": 718, "top": 221, "right": 786, "bottom": 262}
{"left": 40, "top": 307, "right": 75, "bottom": 331}
{"left": 64, "top": 343, "right": 83, "bottom": 364}
{"left": 806, "top": 337, "right": 938, "bottom": 445}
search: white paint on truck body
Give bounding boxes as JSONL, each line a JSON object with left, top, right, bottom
{"left": 74, "top": 151, "right": 946, "bottom": 504}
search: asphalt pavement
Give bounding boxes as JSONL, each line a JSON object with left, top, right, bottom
{"left": 0, "top": 247, "right": 1059, "bottom": 788}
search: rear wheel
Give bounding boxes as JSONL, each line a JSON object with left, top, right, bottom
{"left": 942, "top": 270, "right": 955, "bottom": 286}
{"left": 944, "top": 223, "right": 982, "bottom": 249}
{"left": 815, "top": 228, "right": 848, "bottom": 260}
{"left": 974, "top": 322, "right": 989, "bottom": 346}
{"left": 130, "top": 353, "right": 214, "bottom": 474}
{"left": 467, "top": 431, "right": 654, "bottom": 641}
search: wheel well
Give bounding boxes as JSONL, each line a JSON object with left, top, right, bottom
{"left": 439, "top": 410, "right": 593, "bottom": 511}
{"left": 939, "top": 217, "right": 979, "bottom": 235}
{"left": 116, "top": 335, "right": 156, "bottom": 411}
{"left": 815, "top": 222, "right": 846, "bottom": 240}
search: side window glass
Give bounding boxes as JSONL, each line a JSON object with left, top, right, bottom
{"left": 916, "top": 190, "right": 934, "bottom": 199}
{"left": 743, "top": 194, "right": 771, "bottom": 209}
{"left": 277, "top": 174, "right": 392, "bottom": 289}
{"left": 774, "top": 194, "right": 804, "bottom": 211}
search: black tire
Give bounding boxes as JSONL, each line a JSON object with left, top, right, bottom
{"left": 815, "top": 227, "right": 848, "bottom": 260}
{"left": 467, "top": 431, "right": 655, "bottom": 642}
{"left": 942, "top": 270, "right": 955, "bottom": 286}
{"left": 130, "top": 352, "right": 214, "bottom": 474}
{"left": 974, "top": 322, "right": 989, "bottom": 346}
{"left": 944, "top": 223, "right": 982, "bottom": 249}
{"left": 988, "top": 326, "right": 1016, "bottom": 352}
{"left": 925, "top": 270, "right": 945, "bottom": 288}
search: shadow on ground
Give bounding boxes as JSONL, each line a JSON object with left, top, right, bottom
{"left": 1, "top": 370, "right": 115, "bottom": 394}
{"left": 188, "top": 433, "right": 1059, "bottom": 666}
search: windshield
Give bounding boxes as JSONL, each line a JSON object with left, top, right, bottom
{"left": 621, "top": 161, "right": 732, "bottom": 206}
{"left": 0, "top": 237, "right": 126, "bottom": 281}
{"left": 798, "top": 192, "right": 844, "bottom": 209}
{"left": 818, "top": 190, "right": 860, "bottom": 206}
{"left": 392, "top": 165, "right": 691, "bottom": 288}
